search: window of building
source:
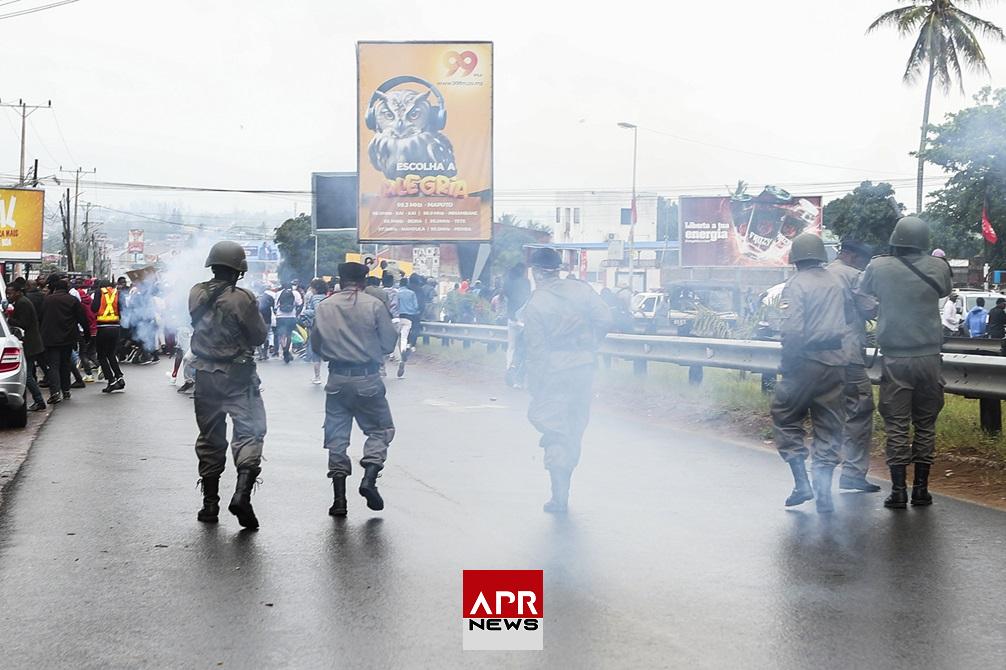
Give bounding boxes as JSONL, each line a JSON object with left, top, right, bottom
{"left": 573, "top": 207, "right": 581, "bottom": 224}
{"left": 555, "top": 207, "right": 561, "bottom": 224}
{"left": 564, "top": 208, "right": 571, "bottom": 224}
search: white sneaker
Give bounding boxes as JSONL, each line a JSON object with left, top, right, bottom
{"left": 312, "top": 377, "right": 322, "bottom": 385}
{"left": 169, "top": 376, "right": 177, "bottom": 385}
{"left": 83, "top": 375, "right": 95, "bottom": 383}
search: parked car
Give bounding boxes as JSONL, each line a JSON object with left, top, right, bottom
{"left": 0, "top": 311, "right": 28, "bottom": 428}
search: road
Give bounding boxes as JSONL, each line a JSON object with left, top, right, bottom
{"left": 0, "top": 357, "right": 1004, "bottom": 669}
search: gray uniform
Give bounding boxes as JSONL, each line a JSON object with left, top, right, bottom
{"left": 826, "top": 259, "right": 878, "bottom": 478}
{"left": 772, "top": 267, "right": 854, "bottom": 467}
{"left": 311, "top": 288, "right": 398, "bottom": 477}
{"left": 522, "top": 277, "right": 613, "bottom": 474}
{"left": 861, "top": 253, "right": 952, "bottom": 466}
{"left": 189, "top": 280, "right": 269, "bottom": 478}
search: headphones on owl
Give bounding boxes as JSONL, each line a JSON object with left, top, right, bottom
{"left": 365, "top": 75, "right": 447, "bottom": 132}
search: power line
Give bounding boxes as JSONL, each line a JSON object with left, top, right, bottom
{"left": 50, "top": 108, "right": 78, "bottom": 166}
{"left": 0, "top": 0, "right": 80, "bottom": 21}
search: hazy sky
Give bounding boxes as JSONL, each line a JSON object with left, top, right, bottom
{"left": 5, "top": 0, "right": 1006, "bottom": 223}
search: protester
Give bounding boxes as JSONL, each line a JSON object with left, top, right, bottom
{"left": 965, "top": 297, "right": 989, "bottom": 337}
{"left": 78, "top": 284, "right": 99, "bottom": 383}
{"left": 6, "top": 278, "right": 47, "bottom": 411}
{"left": 942, "top": 290, "right": 960, "bottom": 335}
{"left": 275, "top": 281, "right": 302, "bottom": 364}
{"left": 502, "top": 262, "right": 531, "bottom": 387}
{"left": 39, "top": 277, "right": 90, "bottom": 405}
{"left": 301, "top": 278, "right": 328, "bottom": 385}
{"left": 988, "top": 298, "right": 1006, "bottom": 339}
{"left": 92, "top": 279, "right": 126, "bottom": 393}
{"left": 397, "top": 277, "right": 420, "bottom": 377}
{"left": 256, "top": 285, "right": 275, "bottom": 361}
{"left": 311, "top": 262, "right": 398, "bottom": 516}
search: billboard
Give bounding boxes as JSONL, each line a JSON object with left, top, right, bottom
{"left": 312, "top": 172, "right": 358, "bottom": 232}
{"left": 0, "top": 188, "right": 44, "bottom": 261}
{"left": 357, "top": 41, "right": 493, "bottom": 243}
{"left": 680, "top": 189, "right": 822, "bottom": 267}
{"left": 127, "top": 229, "right": 145, "bottom": 254}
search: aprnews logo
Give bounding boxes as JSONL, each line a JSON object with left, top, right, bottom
{"left": 462, "top": 570, "right": 543, "bottom": 651}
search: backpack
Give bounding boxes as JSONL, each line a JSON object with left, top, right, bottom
{"left": 278, "top": 288, "right": 295, "bottom": 311}
{"left": 257, "top": 293, "right": 274, "bottom": 315}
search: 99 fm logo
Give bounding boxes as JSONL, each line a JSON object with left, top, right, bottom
{"left": 444, "top": 50, "right": 478, "bottom": 77}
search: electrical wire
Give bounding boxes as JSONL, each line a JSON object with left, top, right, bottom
{"left": 50, "top": 109, "right": 78, "bottom": 166}
{"left": 0, "top": 0, "right": 80, "bottom": 21}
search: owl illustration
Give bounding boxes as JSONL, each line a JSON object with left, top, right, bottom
{"left": 367, "top": 88, "right": 457, "bottom": 180}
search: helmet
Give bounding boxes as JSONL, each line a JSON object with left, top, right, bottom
{"left": 529, "top": 247, "right": 561, "bottom": 270}
{"left": 205, "top": 240, "right": 248, "bottom": 273}
{"left": 788, "top": 233, "right": 827, "bottom": 264}
{"left": 889, "top": 216, "right": 929, "bottom": 250}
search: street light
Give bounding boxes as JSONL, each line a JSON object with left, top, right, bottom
{"left": 618, "top": 121, "right": 638, "bottom": 291}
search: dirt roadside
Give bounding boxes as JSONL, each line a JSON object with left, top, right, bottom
{"left": 414, "top": 350, "right": 1006, "bottom": 512}
{"left": 0, "top": 407, "right": 53, "bottom": 510}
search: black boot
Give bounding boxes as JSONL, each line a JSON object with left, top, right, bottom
{"left": 839, "top": 472, "right": 882, "bottom": 493}
{"left": 329, "top": 475, "right": 348, "bottom": 517}
{"left": 197, "top": 477, "right": 220, "bottom": 523}
{"left": 359, "top": 465, "right": 384, "bottom": 511}
{"left": 544, "top": 469, "right": 570, "bottom": 514}
{"left": 812, "top": 467, "right": 835, "bottom": 514}
{"left": 784, "top": 459, "right": 814, "bottom": 507}
{"left": 884, "top": 465, "right": 909, "bottom": 509}
{"left": 911, "top": 463, "right": 933, "bottom": 506}
{"left": 228, "top": 468, "right": 261, "bottom": 528}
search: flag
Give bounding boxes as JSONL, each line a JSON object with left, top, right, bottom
{"left": 982, "top": 202, "right": 998, "bottom": 244}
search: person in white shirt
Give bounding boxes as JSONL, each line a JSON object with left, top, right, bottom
{"left": 941, "top": 291, "right": 960, "bottom": 335}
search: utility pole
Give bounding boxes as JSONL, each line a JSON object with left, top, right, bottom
{"left": 58, "top": 188, "right": 75, "bottom": 272}
{"left": 59, "top": 166, "right": 96, "bottom": 262}
{"left": 618, "top": 121, "right": 639, "bottom": 291}
{"left": 0, "top": 99, "right": 52, "bottom": 185}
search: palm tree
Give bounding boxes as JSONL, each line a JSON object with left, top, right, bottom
{"left": 868, "top": 0, "right": 1004, "bottom": 215}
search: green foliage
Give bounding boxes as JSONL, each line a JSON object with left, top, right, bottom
{"left": 490, "top": 213, "right": 550, "bottom": 278}
{"left": 923, "top": 87, "right": 1006, "bottom": 261}
{"left": 273, "top": 214, "right": 359, "bottom": 284}
{"left": 823, "top": 181, "right": 905, "bottom": 249}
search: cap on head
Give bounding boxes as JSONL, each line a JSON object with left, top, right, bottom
{"left": 529, "top": 247, "right": 562, "bottom": 270}
{"left": 997, "top": 298, "right": 1006, "bottom": 306}
{"left": 931, "top": 248, "right": 946, "bottom": 258}
{"left": 889, "top": 216, "right": 929, "bottom": 250}
{"left": 338, "top": 262, "right": 370, "bottom": 284}
{"left": 205, "top": 240, "right": 248, "bottom": 273}
{"left": 840, "top": 239, "right": 873, "bottom": 258}
{"left": 788, "top": 233, "right": 828, "bottom": 264}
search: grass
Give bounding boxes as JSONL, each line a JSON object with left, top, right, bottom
{"left": 419, "top": 340, "right": 1006, "bottom": 465}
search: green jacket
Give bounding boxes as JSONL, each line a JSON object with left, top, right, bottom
{"left": 861, "top": 253, "right": 952, "bottom": 358}
{"left": 522, "top": 277, "right": 613, "bottom": 378}
{"left": 778, "top": 266, "right": 854, "bottom": 369}
{"left": 188, "top": 279, "right": 268, "bottom": 372}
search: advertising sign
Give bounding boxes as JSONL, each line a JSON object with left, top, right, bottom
{"left": 357, "top": 41, "right": 493, "bottom": 243}
{"left": 127, "top": 229, "right": 145, "bottom": 254}
{"left": 0, "top": 188, "right": 44, "bottom": 260}
{"left": 412, "top": 245, "right": 440, "bottom": 278}
{"left": 680, "top": 188, "right": 822, "bottom": 267}
{"left": 312, "top": 172, "right": 358, "bottom": 232}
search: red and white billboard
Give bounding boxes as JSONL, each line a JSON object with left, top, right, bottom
{"left": 680, "top": 189, "right": 822, "bottom": 267}
{"left": 127, "top": 229, "right": 144, "bottom": 254}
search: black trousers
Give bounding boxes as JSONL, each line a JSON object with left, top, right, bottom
{"left": 404, "top": 314, "right": 421, "bottom": 347}
{"left": 45, "top": 345, "right": 73, "bottom": 394}
{"left": 96, "top": 327, "right": 123, "bottom": 381}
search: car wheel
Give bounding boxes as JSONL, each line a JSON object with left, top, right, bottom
{"left": 0, "top": 396, "right": 28, "bottom": 429}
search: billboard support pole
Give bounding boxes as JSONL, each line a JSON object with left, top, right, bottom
{"left": 313, "top": 233, "right": 319, "bottom": 279}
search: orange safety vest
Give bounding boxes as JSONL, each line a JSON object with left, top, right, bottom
{"left": 97, "top": 287, "right": 120, "bottom": 323}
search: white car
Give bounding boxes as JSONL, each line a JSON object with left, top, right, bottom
{"left": 0, "top": 311, "right": 28, "bottom": 428}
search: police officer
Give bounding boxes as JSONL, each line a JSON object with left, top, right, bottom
{"left": 825, "top": 239, "right": 881, "bottom": 493}
{"left": 310, "top": 262, "right": 398, "bottom": 516}
{"left": 772, "top": 233, "right": 853, "bottom": 514}
{"left": 189, "top": 241, "right": 269, "bottom": 528}
{"left": 522, "top": 247, "right": 613, "bottom": 513}
{"left": 861, "top": 217, "right": 952, "bottom": 509}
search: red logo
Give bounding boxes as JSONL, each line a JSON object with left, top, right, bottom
{"left": 444, "top": 50, "right": 478, "bottom": 77}
{"left": 462, "top": 570, "right": 543, "bottom": 650}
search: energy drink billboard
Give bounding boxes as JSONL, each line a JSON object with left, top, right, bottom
{"left": 357, "top": 41, "right": 493, "bottom": 243}
{"left": 680, "top": 188, "right": 822, "bottom": 267}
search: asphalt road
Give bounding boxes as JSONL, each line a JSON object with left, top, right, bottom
{"left": 0, "top": 357, "right": 1004, "bottom": 669}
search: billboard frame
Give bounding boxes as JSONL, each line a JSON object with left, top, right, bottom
{"left": 311, "top": 171, "right": 359, "bottom": 235}
{"left": 356, "top": 40, "right": 494, "bottom": 245}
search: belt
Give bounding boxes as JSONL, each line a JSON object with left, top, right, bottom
{"left": 328, "top": 361, "right": 380, "bottom": 376}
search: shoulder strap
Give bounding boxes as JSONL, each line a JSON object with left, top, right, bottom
{"left": 191, "top": 284, "right": 231, "bottom": 328}
{"left": 894, "top": 255, "right": 944, "bottom": 296}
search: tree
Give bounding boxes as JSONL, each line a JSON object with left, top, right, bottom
{"left": 823, "top": 181, "right": 905, "bottom": 249}
{"left": 868, "top": 0, "right": 1004, "bottom": 215}
{"left": 922, "top": 86, "right": 1006, "bottom": 261}
{"left": 490, "top": 214, "right": 550, "bottom": 278}
{"left": 273, "top": 213, "right": 359, "bottom": 284}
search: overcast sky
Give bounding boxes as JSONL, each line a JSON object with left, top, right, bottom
{"left": 4, "top": 0, "right": 1006, "bottom": 224}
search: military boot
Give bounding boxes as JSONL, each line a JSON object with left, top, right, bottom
{"left": 784, "top": 459, "right": 814, "bottom": 507}
{"left": 884, "top": 465, "right": 909, "bottom": 509}
{"left": 197, "top": 476, "right": 220, "bottom": 523}
{"left": 329, "top": 475, "right": 348, "bottom": 517}
{"left": 838, "top": 472, "right": 881, "bottom": 493}
{"left": 228, "top": 467, "right": 261, "bottom": 529}
{"left": 359, "top": 465, "right": 384, "bottom": 511}
{"left": 911, "top": 463, "right": 933, "bottom": 506}
{"left": 812, "top": 467, "right": 835, "bottom": 514}
{"left": 543, "top": 469, "right": 570, "bottom": 514}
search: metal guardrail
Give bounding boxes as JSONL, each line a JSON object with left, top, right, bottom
{"left": 420, "top": 322, "right": 1006, "bottom": 402}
